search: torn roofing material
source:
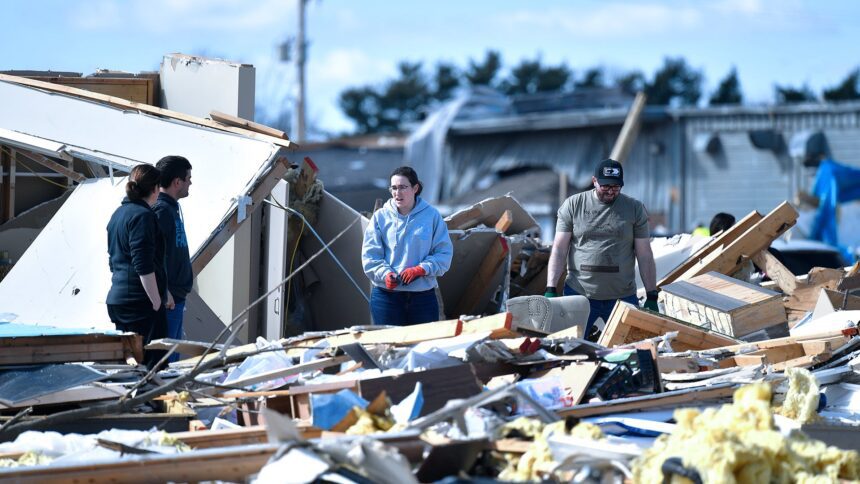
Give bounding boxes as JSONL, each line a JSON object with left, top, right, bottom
{"left": 0, "top": 76, "right": 289, "bottom": 329}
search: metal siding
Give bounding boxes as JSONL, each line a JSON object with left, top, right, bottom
{"left": 823, "top": 128, "right": 860, "bottom": 168}
{"left": 685, "top": 131, "right": 792, "bottom": 230}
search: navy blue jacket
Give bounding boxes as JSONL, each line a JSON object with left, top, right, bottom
{"left": 106, "top": 198, "right": 166, "bottom": 305}
{"left": 153, "top": 193, "right": 193, "bottom": 301}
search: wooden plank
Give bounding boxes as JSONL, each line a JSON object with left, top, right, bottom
{"left": 0, "top": 443, "right": 279, "bottom": 484}
{"left": 172, "top": 426, "right": 268, "bottom": 449}
{"left": 559, "top": 384, "right": 738, "bottom": 418}
{"left": 659, "top": 210, "right": 763, "bottom": 287}
{"left": 0, "top": 334, "right": 140, "bottom": 365}
{"left": 211, "top": 111, "right": 288, "bottom": 140}
{"left": 598, "top": 301, "right": 739, "bottom": 351}
{"left": 494, "top": 209, "right": 513, "bottom": 233}
{"left": 191, "top": 155, "right": 291, "bottom": 274}
{"left": 460, "top": 312, "right": 517, "bottom": 339}
{"left": 677, "top": 202, "right": 798, "bottom": 281}
{"left": 454, "top": 235, "right": 509, "bottom": 316}
{"left": 750, "top": 250, "right": 798, "bottom": 294}
{"left": 15, "top": 149, "right": 86, "bottom": 182}
{"left": 770, "top": 353, "right": 830, "bottom": 372}
{"left": 324, "top": 319, "right": 463, "bottom": 347}
{"left": 0, "top": 74, "right": 294, "bottom": 150}
{"left": 610, "top": 91, "right": 647, "bottom": 163}
{"left": 1, "top": 146, "right": 15, "bottom": 222}
{"left": 706, "top": 327, "right": 857, "bottom": 354}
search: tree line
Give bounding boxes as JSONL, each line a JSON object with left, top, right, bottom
{"left": 338, "top": 50, "right": 860, "bottom": 134}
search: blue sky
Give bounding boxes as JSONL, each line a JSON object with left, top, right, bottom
{"left": 2, "top": 0, "right": 858, "bottom": 137}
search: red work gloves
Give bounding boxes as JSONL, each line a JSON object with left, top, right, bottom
{"left": 385, "top": 272, "right": 400, "bottom": 290}
{"left": 399, "top": 266, "right": 427, "bottom": 285}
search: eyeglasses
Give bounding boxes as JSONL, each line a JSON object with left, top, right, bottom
{"left": 389, "top": 185, "right": 412, "bottom": 193}
{"left": 597, "top": 183, "right": 621, "bottom": 192}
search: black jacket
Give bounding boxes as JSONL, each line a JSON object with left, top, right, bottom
{"left": 153, "top": 193, "right": 193, "bottom": 301}
{"left": 106, "top": 198, "right": 166, "bottom": 305}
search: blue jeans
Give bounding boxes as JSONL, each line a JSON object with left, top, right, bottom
{"left": 165, "top": 300, "right": 186, "bottom": 363}
{"left": 370, "top": 286, "right": 439, "bottom": 326}
{"left": 563, "top": 285, "right": 639, "bottom": 337}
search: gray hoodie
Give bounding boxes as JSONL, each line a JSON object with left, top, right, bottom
{"left": 362, "top": 196, "right": 453, "bottom": 292}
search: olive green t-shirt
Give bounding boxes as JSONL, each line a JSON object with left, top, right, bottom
{"left": 555, "top": 190, "right": 650, "bottom": 300}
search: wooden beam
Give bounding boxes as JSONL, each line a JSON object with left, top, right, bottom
{"left": 659, "top": 210, "right": 763, "bottom": 287}
{"left": 0, "top": 73, "right": 295, "bottom": 150}
{"left": 191, "top": 155, "right": 291, "bottom": 274}
{"left": 1, "top": 146, "right": 15, "bottom": 222}
{"left": 494, "top": 209, "right": 513, "bottom": 233}
{"left": 210, "top": 110, "right": 289, "bottom": 140}
{"left": 15, "top": 149, "right": 86, "bottom": 183}
{"left": 460, "top": 312, "right": 517, "bottom": 339}
{"left": 558, "top": 383, "right": 738, "bottom": 418}
{"left": 324, "top": 319, "right": 463, "bottom": 347}
{"left": 675, "top": 202, "right": 797, "bottom": 282}
{"left": 0, "top": 443, "right": 279, "bottom": 483}
{"left": 750, "top": 250, "right": 798, "bottom": 295}
{"left": 454, "top": 235, "right": 509, "bottom": 316}
{"left": 610, "top": 91, "right": 647, "bottom": 163}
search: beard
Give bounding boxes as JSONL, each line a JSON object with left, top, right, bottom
{"left": 595, "top": 189, "right": 619, "bottom": 204}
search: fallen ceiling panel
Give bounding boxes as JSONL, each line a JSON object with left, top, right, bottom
{"left": 0, "top": 78, "right": 286, "bottom": 329}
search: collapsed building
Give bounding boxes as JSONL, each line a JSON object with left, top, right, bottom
{"left": 0, "top": 55, "right": 857, "bottom": 482}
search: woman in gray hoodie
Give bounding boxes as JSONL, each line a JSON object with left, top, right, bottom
{"left": 362, "top": 166, "right": 453, "bottom": 325}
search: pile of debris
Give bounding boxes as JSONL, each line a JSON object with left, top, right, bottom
{"left": 0, "top": 223, "right": 857, "bottom": 481}
{"left": 0, "top": 71, "right": 858, "bottom": 482}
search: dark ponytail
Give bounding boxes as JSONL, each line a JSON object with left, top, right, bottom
{"left": 126, "top": 164, "right": 161, "bottom": 202}
{"left": 390, "top": 166, "right": 422, "bottom": 196}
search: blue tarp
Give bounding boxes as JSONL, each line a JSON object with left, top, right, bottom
{"left": 810, "top": 158, "right": 860, "bottom": 260}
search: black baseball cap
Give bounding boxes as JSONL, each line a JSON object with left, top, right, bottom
{"left": 595, "top": 159, "right": 624, "bottom": 186}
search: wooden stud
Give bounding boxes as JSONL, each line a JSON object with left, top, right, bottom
{"left": 494, "top": 209, "right": 513, "bottom": 233}
{"left": 750, "top": 250, "right": 798, "bottom": 295}
{"left": 1, "top": 146, "right": 15, "bottom": 222}
{"left": 210, "top": 110, "right": 289, "bottom": 140}
{"left": 15, "top": 149, "right": 86, "bottom": 183}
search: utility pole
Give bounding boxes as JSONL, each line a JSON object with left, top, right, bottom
{"left": 296, "top": 0, "right": 307, "bottom": 142}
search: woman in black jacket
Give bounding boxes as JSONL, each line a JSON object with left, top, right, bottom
{"left": 106, "top": 164, "right": 167, "bottom": 368}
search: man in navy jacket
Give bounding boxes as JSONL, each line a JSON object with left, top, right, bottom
{"left": 154, "top": 156, "right": 193, "bottom": 361}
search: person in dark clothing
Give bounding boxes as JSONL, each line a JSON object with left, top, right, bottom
{"left": 106, "top": 164, "right": 167, "bottom": 369}
{"left": 153, "top": 156, "right": 193, "bottom": 362}
{"left": 709, "top": 212, "right": 736, "bottom": 235}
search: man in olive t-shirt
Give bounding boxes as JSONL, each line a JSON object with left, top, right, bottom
{"left": 545, "top": 159, "right": 658, "bottom": 339}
